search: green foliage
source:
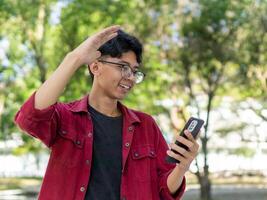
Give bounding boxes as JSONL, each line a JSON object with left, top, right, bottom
{"left": 0, "top": 4, "right": 266, "bottom": 198}
{"left": 215, "top": 123, "right": 247, "bottom": 137}
{"left": 2, "top": 2, "right": 267, "bottom": 200}
{"left": 230, "top": 147, "right": 256, "bottom": 157}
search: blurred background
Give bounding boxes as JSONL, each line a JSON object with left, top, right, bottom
{"left": 0, "top": 0, "right": 267, "bottom": 199}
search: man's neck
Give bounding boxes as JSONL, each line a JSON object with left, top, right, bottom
{"left": 88, "top": 88, "right": 121, "bottom": 117}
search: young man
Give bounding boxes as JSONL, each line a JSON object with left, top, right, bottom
{"left": 14, "top": 25, "right": 199, "bottom": 200}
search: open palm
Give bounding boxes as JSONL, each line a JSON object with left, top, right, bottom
{"left": 72, "top": 25, "right": 120, "bottom": 66}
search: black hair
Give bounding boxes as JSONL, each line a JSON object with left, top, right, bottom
{"left": 89, "top": 30, "right": 143, "bottom": 81}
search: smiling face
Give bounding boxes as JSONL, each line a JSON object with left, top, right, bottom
{"left": 89, "top": 51, "right": 140, "bottom": 100}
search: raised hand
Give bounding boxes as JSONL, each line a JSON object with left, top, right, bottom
{"left": 72, "top": 25, "right": 120, "bottom": 66}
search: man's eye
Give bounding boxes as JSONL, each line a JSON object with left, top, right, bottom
{"left": 123, "top": 65, "right": 130, "bottom": 69}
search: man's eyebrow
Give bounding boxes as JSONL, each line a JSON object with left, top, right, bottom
{"left": 119, "top": 60, "right": 139, "bottom": 69}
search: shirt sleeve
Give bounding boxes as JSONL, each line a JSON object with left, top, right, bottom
{"left": 14, "top": 91, "right": 61, "bottom": 148}
{"left": 153, "top": 118, "right": 186, "bottom": 200}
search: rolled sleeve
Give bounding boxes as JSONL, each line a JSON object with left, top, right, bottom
{"left": 159, "top": 170, "right": 186, "bottom": 200}
{"left": 15, "top": 91, "right": 56, "bottom": 121}
{"left": 14, "top": 91, "right": 60, "bottom": 147}
{"left": 152, "top": 118, "right": 186, "bottom": 200}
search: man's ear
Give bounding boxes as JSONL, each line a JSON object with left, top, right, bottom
{"left": 89, "top": 61, "right": 101, "bottom": 77}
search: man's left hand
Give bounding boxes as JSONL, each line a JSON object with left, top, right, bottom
{"left": 167, "top": 130, "right": 200, "bottom": 171}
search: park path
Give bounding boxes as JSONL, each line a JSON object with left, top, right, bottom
{"left": 0, "top": 184, "right": 266, "bottom": 200}
{"left": 183, "top": 184, "right": 267, "bottom": 200}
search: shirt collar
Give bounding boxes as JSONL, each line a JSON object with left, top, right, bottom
{"left": 68, "top": 94, "right": 141, "bottom": 124}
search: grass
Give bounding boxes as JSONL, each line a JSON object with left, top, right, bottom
{"left": 0, "top": 177, "right": 42, "bottom": 191}
{"left": 0, "top": 176, "right": 266, "bottom": 200}
{"left": 185, "top": 172, "right": 267, "bottom": 186}
{"left": 0, "top": 174, "right": 266, "bottom": 191}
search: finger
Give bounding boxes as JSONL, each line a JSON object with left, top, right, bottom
{"left": 101, "top": 32, "right": 118, "bottom": 44}
{"left": 167, "top": 150, "right": 186, "bottom": 163}
{"left": 84, "top": 51, "right": 102, "bottom": 65}
{"left": 184, "top": 130, "right": 195, "bottom": 142}
{"left": 88, "top": 25, "right": 120, "bottom": 47}
{"left": 102, "top": 25, "right": 121, "bottom": 34}
{"left": 184, "top": 130, "right": 199, "bottom": 152}
{"left": 176, "top": 135, "right": 194, "bottom": 150}
{"left": 97, "top": 25, "right": 120, "bottom": 40}
{"left": 93, "top": 29, "right": 119, "bottom": 48}
{"left": 169, "top": 143, "right": 189, "bottom": 158}
{"left": 94, "top": 51, "right": 102, "bottom": 59}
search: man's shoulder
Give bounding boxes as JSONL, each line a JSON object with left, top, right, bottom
{"left": 56, "top": 95, "right": 88, "bottom": 112}
{"left": 60, "top": 98, "right": 82, "bottom": 106}
{"left": 56, "top": 98, "right": 80, "bottom": 107}
{"left": 126, "top": 107, "right": 162, "bottom": 135}
{"left": 126, "top": 107, "right": 156, "bottom": 123}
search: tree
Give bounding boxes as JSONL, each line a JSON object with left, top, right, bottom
{"left": 1, "top": 1, "right": 263, "bottom": 199}
{"left": 236, "top": 0, "right": 267, "bottom": 121}
{"left": 0, "top": 0, "right": 57, "bottom": 167}
{"left": 142, "top": 0, "right": 250, "bottom": 199}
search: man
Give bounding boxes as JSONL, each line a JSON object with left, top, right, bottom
{"left": 14, "top": 25, "right": 199, "bottom": 200}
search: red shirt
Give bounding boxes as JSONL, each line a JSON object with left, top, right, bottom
{"left": 14, "top": 92, "right": 186, "bottom": 200}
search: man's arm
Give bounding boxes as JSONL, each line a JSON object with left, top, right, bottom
{"left": 167, "top": 166, "right": 186, "bottom": 194}
{"left": 35, "top": 25, "right": 120, "bottom": 109}
{"left": 14, "top": 25, "right": 120, "bottom": 147}
{"left": 34, "top": 53, "right": 80, "bottom": 109}
{"left": 166, "top": 130, "right": 200, "bottom": 194}
{"left": 152, "top": 118, "right": 186, "bottom": 200}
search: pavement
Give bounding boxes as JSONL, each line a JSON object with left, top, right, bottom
{"left": 183, "top": 184, "right": 267, "bottom": 200}
{"left": 0, "top": 184, "right": 266, "bottom": 200}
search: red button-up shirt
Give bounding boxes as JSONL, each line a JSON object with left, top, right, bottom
{"left": 14, "top": 92, "right": 186, "bottom": 200}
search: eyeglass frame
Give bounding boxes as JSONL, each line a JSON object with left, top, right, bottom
{"left": 97, "top": 59, "right": 146, "bottom": 84}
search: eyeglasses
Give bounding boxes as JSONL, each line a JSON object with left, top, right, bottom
{"left": 98, "top": 59, "right": 145, "bottom": 84}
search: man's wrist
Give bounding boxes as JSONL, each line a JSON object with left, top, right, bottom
{"left": 175, "top": 164, "right": 189, "bottom": 174}
{"left": 66, "top": 51, "right": 83, "bottom": 70}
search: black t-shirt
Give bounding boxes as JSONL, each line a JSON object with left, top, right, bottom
{"left": 85, "top": 105, "right": 123, "bottom": 200}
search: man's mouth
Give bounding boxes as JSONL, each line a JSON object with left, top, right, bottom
{"left": 119, "top": 83, "right": 131, "bottom": 90}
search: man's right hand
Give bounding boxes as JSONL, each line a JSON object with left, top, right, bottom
{"left": 34, "top": 25, "right": 120, "bottom": 110}
{"left": 71, "top": 25, "right": 120, "bottom": 67}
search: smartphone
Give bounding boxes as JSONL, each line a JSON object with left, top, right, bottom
{"left": 165, "top": 117, "right": 205, "bottom": 164}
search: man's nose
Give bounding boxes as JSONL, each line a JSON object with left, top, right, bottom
{"left": 126, "top": 71, "right": 136, "bottom": 83}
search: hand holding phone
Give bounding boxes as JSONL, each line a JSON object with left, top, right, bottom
{"left": 166, "top": 117, "right": 204, "bottom": 164}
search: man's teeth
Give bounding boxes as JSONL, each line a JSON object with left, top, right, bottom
{"left": 120, "top": 84, "right": 130, "bottom": 89}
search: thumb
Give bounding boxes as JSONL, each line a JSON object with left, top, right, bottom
{"left": 95, "top": 51, "right": 101, "bottom": 59}
{"left": 86, "top": 51, "right": 102, "bottom": 65}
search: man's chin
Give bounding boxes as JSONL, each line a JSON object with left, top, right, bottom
{"left": 117, "top": 96, "right": 127, "bottom": 101}
{"left": 115, "top": 93, "right": 128, "bottom": 101}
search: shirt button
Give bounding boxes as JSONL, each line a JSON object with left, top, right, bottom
{"left": 86, "top": 160, "right": 90, "bottom": 165}
{"left": 128, "top": 126, "right": 134, "bottom": 132}
{"left": 150, "top": 151, "right": 155, "bottom": 156}
{"left": 121, "top": 197, "right": 127, "bottom": 200}
{"left": 76, "top": 140, "right": 81, "bottom": 145}
{"left": 87, "top": 132, "right": 92, "bottom": 137}
{"left": 80, "top": 186, "right": 85, "bottom": 192}
{"left": 62, "top": 130, "right": 67, "bottom": 134}
{"left": 124, "top": 142, "right": 130, "bottom": 148}
{"left": 134, "top": 152, "right": 139, "bottom": 157}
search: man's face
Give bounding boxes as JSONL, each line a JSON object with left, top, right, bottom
{"left": 93, "top": 51, "right": 140, "bottom": 100}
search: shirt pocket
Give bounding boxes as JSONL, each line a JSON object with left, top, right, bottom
{"left": 53, "top": 123, "right": 85, "bottom": 168}
{"left": 130, "top": 145, "right": 157, "bottom": 181}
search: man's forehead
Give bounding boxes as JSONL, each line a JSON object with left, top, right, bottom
{"left": 105, "top": 55, "right": 140, "bottom": 68}
{"left": 118, "top": 60, "right": 140, "bottom": 68}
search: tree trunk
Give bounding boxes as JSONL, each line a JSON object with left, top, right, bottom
{"left": 199, "top": 91, "right": 214, "bottom": 200}
{"left": 199, "top": 166, "right": 212, "bottom": 200}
